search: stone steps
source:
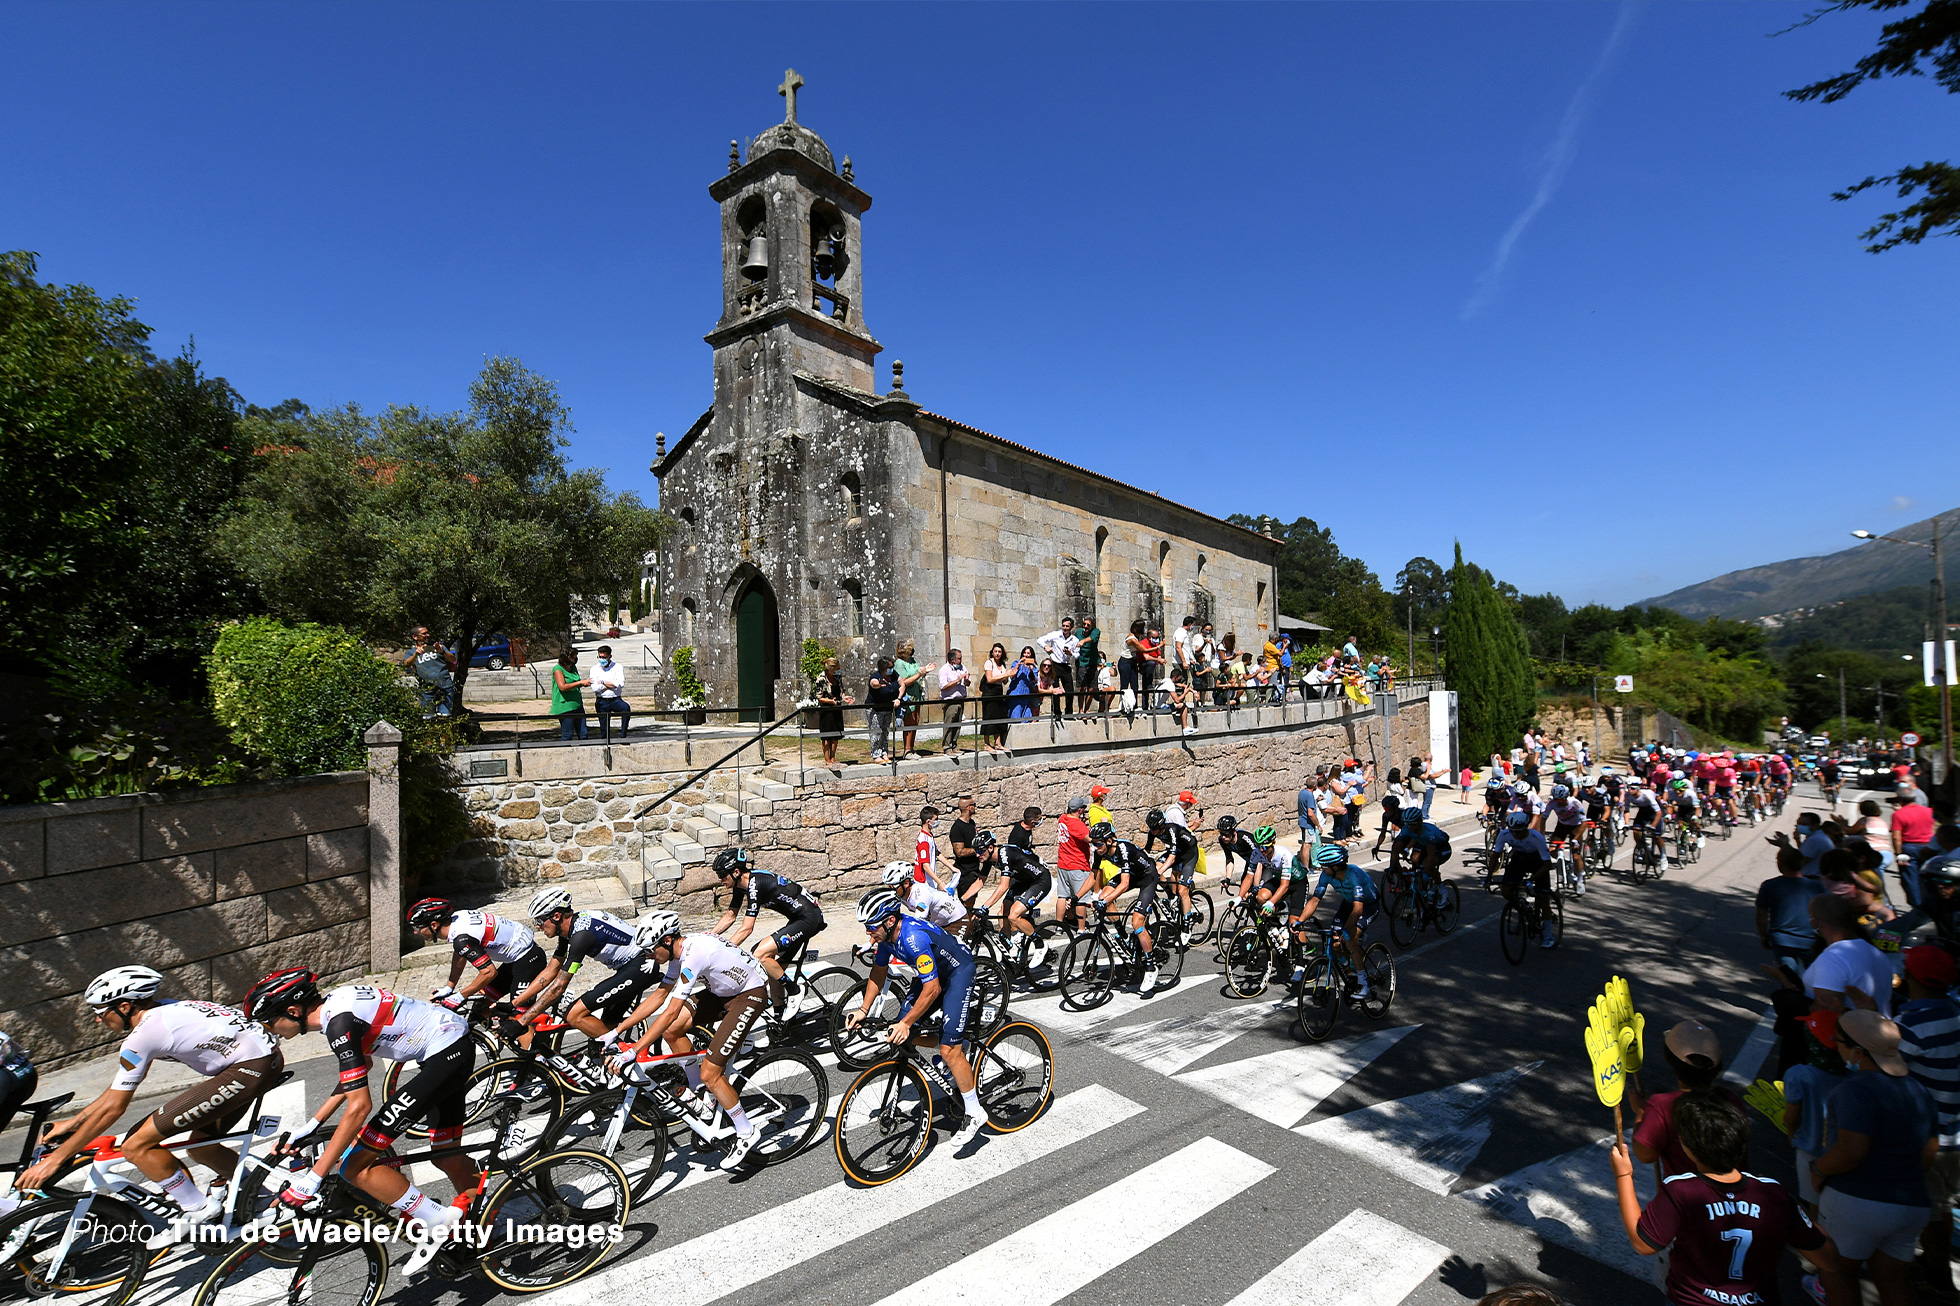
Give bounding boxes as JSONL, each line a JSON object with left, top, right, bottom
{"left": 658, "top": 830, "right": 705, "bottom": 864}
{"left": 679, "top": 814, "right": 729, "bottom": 848}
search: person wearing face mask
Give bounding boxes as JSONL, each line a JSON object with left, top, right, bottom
{"left": 1771, "top": 811, "right": 1838, "bottom": 879}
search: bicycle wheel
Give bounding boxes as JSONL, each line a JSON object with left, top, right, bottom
{"left": 828, "top": 975, "right": 910, "bottom": 1070}
{"left": 970, "top": 957, "right": 1011, "bottom": 1037}
{"left": 1544, "top": 897, "right": 1565, "bottom": 950}
{"left": 470, "top": 1057, "right": 565, "bottom": 1165}
{"left": 1499, "top": 903, "right": 1527, "bottom": 966}
{"left": 543, "top": 1089, "right": 671, "bottom": 1203}
{"left": 1059, "top": 934, "right": 1116, "bottom": 1010}
{"left": 0, "top": 1193, "right": 154, "bottom": 1304}
{"left": 834, "top": 1059, "right": 933, "bottom": 1186}
{"left": 390, "top": 1028, "right": 499, "bottom": 1136}
{"left": 1434, "top": 881, "right": 1461, "bottom": 933}
{"left": 1295, "top": 956, "right": 1339, "bottom": 1042}
{"left": 477, "top": 1148, "right": 632, "bottom": 1293}
{"left": 1212, "top": 898, "right": 1243, "bottom": 962}
{"left": 1387, "top": 887, "right": 1419, "bottom": 948}
{"left": 1150, "top": 931, "right": 1184, "bottom": 989}
{"left": 1184, "top": 890, "right": 1215, "bottom": 947}
{"left": 727, "top": 1045, "right": 829, "bottom": 1167}
{"left": 975, "top": 1021, "right": 1054, "bottom": 1132}
{"left": 802, "top": 962, "right": 861, "bottom": 1018}
{"left": 1358, "top": 944, "right": 1396, "bottom": 1019}
{"left": 193, "top": 1217, "right": 385, "bottom": 1306}
{"left": 1019, "top": 921, "right": 1069, "bottom": 992}
{"left": 1223, "top": 924, "right": 1271, "bottom": 998}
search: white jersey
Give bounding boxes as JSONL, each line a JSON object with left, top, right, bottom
{"left": 664, "top": 933, "right": 766, "bottom": 1002}
{"left": 447, "top": 909, "right": 537, "bottom": 967}
{"left": 902, "top": 879, "right": 969, "bottom": 929}
{"left": 320, "top": 984, "right": 467, "bottom": 1069}
{"left": 111, "top": 1001, "right": 275, "bottom": 1092}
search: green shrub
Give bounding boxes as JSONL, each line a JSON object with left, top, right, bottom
{"left": 799, "top": 637, "right": 835, "bottom": 692}
{"left": 208, "top": 619, "right": 425, "bottom": 773}
{"left": 671, "top": 644, "right": 706, "bottom": 707}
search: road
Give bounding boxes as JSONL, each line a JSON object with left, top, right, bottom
{"left": 93, "top": 786, "right": 1818, "bottom": 1306}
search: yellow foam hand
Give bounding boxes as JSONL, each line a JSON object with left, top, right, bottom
{"left": 1620, "top": 1011, "right": 1646, "bottom": 1076}
{"left": 1585, "top": 998, "right": 1626, "bottom": 1107}
{"left": 1743, "top": 1079, "right": 1791, "bottom": 1135}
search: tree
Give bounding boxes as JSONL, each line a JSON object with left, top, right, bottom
{"left": 1786, "top": 0, "right": 1960, "bottom": 251}
{"left": 1444, "top": 543, "right": 1536, "bottom": 763}
{"left": 1227, "top": 513, "right": 1398, "bottom": 650}
{"left": 217, "top": 357, "right": 670, "bottom": 703}
{"left": 1395, "top": 556, "right": 1448, "bottom": 638}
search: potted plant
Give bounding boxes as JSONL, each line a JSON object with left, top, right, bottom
{"left": 671, "top": 646, "right": 709, "bottom": 725}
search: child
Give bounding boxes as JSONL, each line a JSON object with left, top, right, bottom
{"left": 1782, "top": 1010, "right": 1852, "bottom": 1211}
{"left": 1628, "top": 1020, "right": 1743, "bottom": 1176}
{"left": 1611, "top": 1090, "right": 1839, "bottom": 1304}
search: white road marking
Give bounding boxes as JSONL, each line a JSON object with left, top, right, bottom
{"left": 1297, "top": 1062, "right": 1540, "bottom": 1194}
{"left": 1719, "top": 1007, "right": 1777, "bottom": 1088}
{"left": 1082, "top": 999, "right": 1294, "bottom": 1075}
{"left": 869, "top": 1136, "right": 1275, "bottom": 1306}
{"left": 1175, "top": 1026, "right": 1420, "bottom": 1129}
{"left": 1224, "top": 1207, "right": 1451, "bottom": 1306}
{"left": 571, "top": 1084, "right": 1145, "bottom": 1305}
{"left": 1460, "top": 1135, "right": 1659, "bottom": 1281}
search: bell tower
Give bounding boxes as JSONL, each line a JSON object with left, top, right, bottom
{"left": 705, "top": 69, "right": 879, "bottom": 392}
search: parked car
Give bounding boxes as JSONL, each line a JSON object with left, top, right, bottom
{"left": 1806, "top": 735, "right": 1831, "bottom": 751}
{"left": 464, "top": 635, "right": 513, "bottom": 670}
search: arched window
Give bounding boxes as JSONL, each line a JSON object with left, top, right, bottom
{"left": 841, "top": 579, "right": 865, "bottom": 637}
{"left": 1196, "top": 554, "right": 1207, "bottom": 585}
{"left": 840, "top": 471, "right": 863, "bottom": 520}
{"left": 1094, "top": 525, "right": 1110, "bottom": 591}
{"left": 679, "top": 507, "right": 695, "bottom": 527}
{"left": 680, "top": 598, "right": 697, "bottom": 643}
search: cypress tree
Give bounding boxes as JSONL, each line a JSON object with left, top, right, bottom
{"left": 1444, "top": 543, "right": 1535, "bottom": 763}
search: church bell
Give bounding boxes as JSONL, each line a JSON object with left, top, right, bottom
{"left": 813, "top": 227, "right": 843, "bottom": 280}
{"left": 740, "top": 232, "right": 769, "bottom": 281}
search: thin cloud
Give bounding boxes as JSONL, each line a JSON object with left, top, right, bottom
{"left": 1890, "top": 495, "right": 1915, "bottom": 513}
{"left": 1462, "top": 3, "right": 1638, "bottom": 319}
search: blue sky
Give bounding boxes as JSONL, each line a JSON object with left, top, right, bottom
{"left": 5, "top": 1, "right": 1956, "bottom": 606}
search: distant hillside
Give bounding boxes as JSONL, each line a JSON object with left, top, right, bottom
{"left": 1640, "top": 509, "right": 1949, "bottom": 619}
{"left": 1758, "top": 586, "right": 1932, "bottom": 657}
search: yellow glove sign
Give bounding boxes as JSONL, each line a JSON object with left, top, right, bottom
{"left": 1585, "top": 998, "right": 1627, "bottom": 1108}
{"left": 1603, "top": 976, "right": 1643, "bottom": 1074}
{"left": 1744, "top": 1079, "right": 1791, "bottom": 1135}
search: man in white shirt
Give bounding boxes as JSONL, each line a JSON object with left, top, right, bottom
{"left": 1036, "top": 618, "right": 1082, "bottom": 714}
{"left": 1804, "top": 894, "right": 1895, "bottom": 1017}
{"left": 590, "top": 645, "right": 630, "bottom": 736}
{"left": 937, "top": 650, "right": 970, "bottom": 754}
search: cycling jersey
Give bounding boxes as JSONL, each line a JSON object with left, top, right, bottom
{"left": 664, "top": 933, "right": 767, "bottom": 1001}
{"left": 1630, "top": 791, "right": 1662, "bottom": 826}
{"left": 1397, "top": 821, "right": 1453, "bottom": 864}
{"left": 903, "top": 878, "right": 970, "bottom": 929}
{"left": 553, "top": 909, "right": 642, "bottom": 974}
{"left": 448, "top": 909, "right": 537, "bottom": 969}
{"left": 1495, "top": 827, "right": 1553, "bottom": 866}
{"left": 1145, "top": 822, "right": 1198, "bottom": 863}
{"left": 728, "top": 870, "right": 822, "bottom": 922}
{"left": 320, "top": 985, "right": 468, "bottom": 1091}
{"left": 1100, "top": 839, "right": 1158, "bottom": 885}
{"left": 110, "top": 1000, "right": 275, "bottom": 1092}
{"left": 1581, "top": 789, "right": 1609, "bottom": 821}
{"left": 1311, "top": 863, "right": 1378, "bottom": 906}
{"left": 1544, "top": 798, "right": 1587, "bottom": 833}
{"left": 1599, "top": 775, "right": 1625, "bottom": 802}
{"left": 1217, "top": 830, "right": 1273, "bottom": 874}
{"left": 872, "top": 916, "right": 974, "bottom": 983}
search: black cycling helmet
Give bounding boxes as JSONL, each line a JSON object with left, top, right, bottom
{"left": 244, "top": 967, "right": 321, "bottom": 1023}
{"left": 406, "top": 897, "right": 452, "bottom": 930}
{"left": 1145, "top": 808, "right": 1166, "bottom": 828}
{"left": 973, "top": 830, "right": 998, "bottom": 853}
{"left": 1089, "top": 820, "right": 1116, "bottom": 843}
{"left": 712, "top": 847, "right": 750, "bottom": 877}
{"left": 1216, "top": 814, "right": 1238, "bottom": 834}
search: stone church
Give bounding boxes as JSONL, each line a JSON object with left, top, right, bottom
{"left": 655, "top": 74, "right": 1281, "bottom": 716}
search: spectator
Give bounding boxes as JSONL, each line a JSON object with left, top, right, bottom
{"left": 1805, "top": 894, "right": 1896, "bottom": 1016}
{"left": 1095, "top": 654, "right": 1118, "bottom": 710}
{"left": 1007, "top": 646, "right": 1040, "bottom": 721}
{"left": 1139, "top": 626, "right": 1166, "bottom": 708}
{"left": 1036, "top": 618, "right": 1081, "bottom": 715}
{"left": 814, "top": 657, "right": 849, "bottom": 770}
{"left": 893, "top": 640, "right": 934, "bottom": 759}
{"left": 1273, "top": 633, "right": 1293, "bottom": 704}
{"left": 1119, "top": 620, "right": 1145, "bottom": 713}
{"left": 1850, "top": 797, "right": 1895, "bottom": 875}
{"left": 590, "top": 644, "right": 630, "bottom": 736}
{"left": 1008, "top": 806, "right": 1043, "bottom": 854}
{"left": 1783, "top": 1010, "right": 1851, "bottom": 1209}
{"left": 1056, "top": 797, "right": 1095, "bottom": 929}
{"left": 914, "top": 806, "right": 940, "bottom": 884}
{"left": 1610, "top": 1090, "right": 1835, "bottom": 1306}
{"left": 1892, "top": 945, "right": 1960, "bottom": 1296}
{"left": 865, "top": 655, "right": 898, "bottom": 763}
{"left": 980, "top": 643, "right": 1012, "bottom": 753}
{"left": 1074, "top": 618, "right": 1101, "bottom": 714}
{"left": 1920, "top": 824, "right": 1960, "bottom": 882}
{"left": 1037, "top": 658, "right": 1066, "bottom": 720}
{"left": 1087, "top": 784, "right": 1114, "bottom": 834}
{"left": 548, "top": 650, "right": 589, "bottom": 740}
{"left": 1299, "top": 768, "right": 1325, "bottom": 849}
{"left": 1475, "top": 1288, "right": 1566, "bottom": 1306}
{"left": 1343, "top": 632, "right": 1360, "bottom": 662}
{"left": 937, "top": 648, "right": 970, "bottom": 756}
{"left": 1812, "top": 1009, "right": 1937, "bottom": 1306}
{"left": 1770, "top": 811, "right": 1838, "bottom": 879}
{"left": 1758, "top": 846, "right": 1826, "bottom": 984}
{"left": 947, "top": 797, "right": 984, "bottom": 905}
{"left": 1165, "top": 659, "right": 1198, "bottom": 736}
{"left": 1192, "top": 622, "right": 1217, "bottom": 705}
{"left": 1627, "top": 1020, "right": 1740, "bottom": 1176}
{"left": 1410, "top": 753, "right": 1439, "bottom": 818}
{"left": 1892, "top": 792, "right": 1938, "bottom": 905}
{"left": 1171, "top": 615, "right": 1197, "bottom": 690}
{"left": 402, "top": 626, "right": 457, "bottom": 717}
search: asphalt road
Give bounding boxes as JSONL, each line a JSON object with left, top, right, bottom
{"left": 72, "top": 785, "right": 1828, "bottom": 1306}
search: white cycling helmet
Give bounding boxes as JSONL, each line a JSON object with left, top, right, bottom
{"left": 857, "top": 887, "right": 904, "bottom": 927}
{"left": 1599, "top": 765, "right": 1615, "bottom": 776}
{"left": 881, "top": 861, "right": 915, "bottom": 887}
{"left": 85, "top": 965, "right": 164, "bottom": 1009}
{"left": 633, "top": 911, "right": 683, "bottom": 950}
{"left": 529, "top": 887, "right": 574, "bottom": 920}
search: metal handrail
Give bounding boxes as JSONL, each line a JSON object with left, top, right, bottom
{"left": 629, "top": 703, "right": 803, "bottom": 824}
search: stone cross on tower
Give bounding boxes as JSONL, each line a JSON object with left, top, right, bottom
{"left": 777, "top": 68, "right": 804, "bottom": 124}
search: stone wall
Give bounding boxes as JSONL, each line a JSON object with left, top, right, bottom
{"left": 1, "top": 775, "right": 374, "bottom": 1068}
{"left": 450, "top": 770, "right": 743, "bottom": 887}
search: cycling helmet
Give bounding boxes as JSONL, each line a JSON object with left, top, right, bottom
{"left": 528, "top": 887, "right": 573, "bottom": 920}
{"left": 973, "top": 830, "right": 998, "bottom": 853}
{"left": 1088, "top": 820, "right": 1116, "bottom": 843}
{"left": 85, "top": 965, "right": 163, "bottom": 1009}
{"left": 1672, "top": 778, "right": 1689, "bottom": 791}
{"left": 406, "top": 897, "right": 452, "bottom": 930}
{"left": 242, "top": 967, "right": 320, "bottom": 1022}
{"left": 1145, "top": 808, "right": 1166, "bottom": 828}
{"left": 1399, "top": 808, "right": 1425, "bottom": 832}
{"left": 1216, "top": 814, "right": 1239, "bottom": 834}
{"left": 633, "top": 911, "right": 682, "bottom": 950}
{"left": 881, "top": 861, "right": 915, "bottom": 887}
{"left": 1251, "top": 825, "right": 1277, "bottom": 848}
{"left": 712, "top": 847, "right": 750, "bottom": 877}
{"left": 857, "top": 887, "right": 904, "bottom": 928}
{"left": 1923, "top": 859, "right": 1960, "bottom": 886}
{"left": 1512, "top": 781, "right": 1530, "bottom": 795}
{"left": 1506, "top": 808, "right": 1531, "bottom": 830}
{"left": 1551, "top": 784, "right": 1569, "bottom": 800}
{"left": 1599, "top": 766, "right": 1615, "bottom": 776}
{"left": 1312, "top": 843, "right": 1349, "bottom": 867}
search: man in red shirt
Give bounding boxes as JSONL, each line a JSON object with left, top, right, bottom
{"left": 1055, "top": 797, "right": 1096, "bottom": 930}
{"left": 1892, "top": 794, "right": 1939, "bottom": 908}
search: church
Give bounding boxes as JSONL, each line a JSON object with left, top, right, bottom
{"left": 655, "top": 74, "right": 1282, "bottom": 716}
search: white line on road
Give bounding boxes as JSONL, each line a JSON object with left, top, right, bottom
{"left": 1175, "top": 1026, "right": 1420, "bottom": 1129}
{"left": 868, "top": 1135, "right": 1275, "bottom": 1306}
{"left": 1719, "top": 1007, "right": 1777, "bottom": 1088}
{"left": 1297, "top": 1061, "right": 1540, "bottom": 1194}
{"left": 572, "top": 1084, "right": 1145, "bottom": 1306}
{"left": 1082, "top": 998, "right": 1295, "bottom": 1075}
{"left": 1224, "top": 1207, "right": 1451, "bottom": 1306}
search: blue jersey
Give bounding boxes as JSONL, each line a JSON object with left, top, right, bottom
{"left": 1312, "top": 863, "right": 1378, "bottom": 904}
{"left": 873, "top": 916, "right": 973, "bottom": 984}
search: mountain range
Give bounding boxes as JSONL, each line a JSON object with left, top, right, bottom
{"left": 1639, "top": 508, "right": 1951, "bottom": 621}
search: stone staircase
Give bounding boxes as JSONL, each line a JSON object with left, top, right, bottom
{"left": 615, "top": 762, "right": 821, "bottom": 906}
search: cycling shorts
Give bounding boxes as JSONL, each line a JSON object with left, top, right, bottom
{"left": 1130, "top": 878, "right": 1159, "bottom": 915}
{"left": 933, "top": 957, "right": 979, "bottom": 1046}
{"left": 771, "top": 909, "right": 826, "bottom": 957}
{"left": 578, "top": 966, "right": 663, "bottom": 1027}
{"left": 692, "top": 988, "right": 766, "bottom": 1070}
{"left": 1171, "top": 852, "right": 1198, "bottom": 886}
{"left": 0, "top": 1062, "right": 36, "bottom": 1137}
{"left": 482, "top": 944, "right": 548, "bottom": 1000}
{"left": 1010, "top": 870, "right": 1053, "bottom": 913}
{"left": 360, "top": 1035, "right": 473, "bottom": 1150}
{"left": 148, "top": 1051, "right": 283, "bottom": 1140}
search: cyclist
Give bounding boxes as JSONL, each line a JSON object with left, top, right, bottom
{"left": 845, "top": 888, "right": 985, "bottom": 1149}
{"left": 1494, "top": 810, "right": 1557, "bottom": 948}
{"left": 610, "top": 911, "right": 771, "bottom": 1169}
{"left": 523, "top": 886, "right": 651, "bottom": 1040}
{"left": 1579, "top": 774, "right": 1615, "bottom": 863}
{"left": 244, "top": 968, "right": 475, "bottom": 1271}
{"left": 1089, "top": 821, "right": 1163, "bottom": 994}
{"left": 885, "top": 859, "right": 971, "bottom": 932}
{"left": 408, "top": 897, "right": 548, "bottom": 1014}
{"left": 1391, "top": 807, "right": 1454, "bottom": 900}
{"left": 1293, "top": 844, "right": 1379, "bottom": 994}
{"left": 1766, "top": 751, "right": 1792, "bottom": 810}
{"left": 20, "top": 967, "right": 281, "bottom": 1236}
{"left": 1669, "top": 777, "right": 1704, "bottom": 849}
{"left": 1541, "top": 784, "right": 1589, "bottom": 896}
{"left": 1216, "top": 815, "right": 1277, "bottom": 907}
{"left": 1143, "top": 808, "right": 1200, "bottom": 945}
{"left": 706, "top": 846, "right": 827, "bottom": 1017}
{"left": 1819, "top": 756, "right": 1842, "bottom": 808}
{"left": 979, "top": 839, "right": 1053, "bottom": 968}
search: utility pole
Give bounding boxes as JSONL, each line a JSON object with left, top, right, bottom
{"left": 1853, "top": 515, "right": 1952, "bottom": 776}
{"left": 1407, "top": 595, "right": 1415, "bottom": 680}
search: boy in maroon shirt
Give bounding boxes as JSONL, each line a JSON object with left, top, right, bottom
{"left": 1612, "top": 1090, "right": 1851, "bottom": 1304}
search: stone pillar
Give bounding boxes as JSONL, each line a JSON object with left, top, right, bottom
{"left": 364, "top": 721, "right": 404, "bottom": 974}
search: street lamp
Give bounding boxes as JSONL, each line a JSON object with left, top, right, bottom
{"left": 1852, "top": 516, "right": 1951, "bottom": 776}
{"left": 1817, "top": 670, "right": 1848, "bottom": 744}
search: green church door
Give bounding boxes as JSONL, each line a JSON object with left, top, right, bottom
{"left": 735, "top": 581, "right": 777, "bottom": 724}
